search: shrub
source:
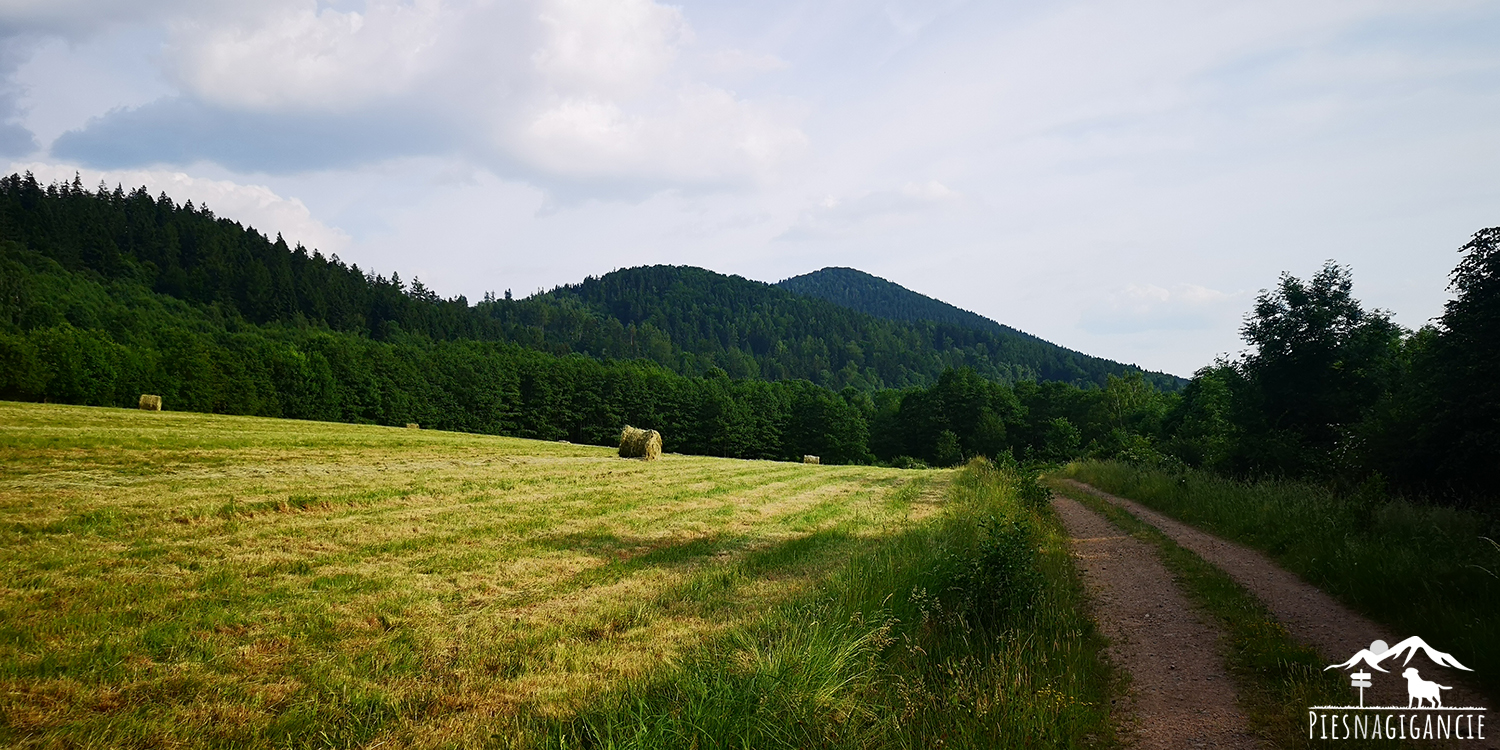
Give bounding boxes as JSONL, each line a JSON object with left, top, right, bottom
{"left": 889, "top": 455, "right": 930, "bottom": 470}
{"left": 955, "top": 513, "right": 1041, "bottom": 625}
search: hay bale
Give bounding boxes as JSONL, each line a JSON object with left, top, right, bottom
{"left": 619, "top": 426, "right": 663, "bottom": 460}
{"left": 406, "top": 423, "right": 420, "bottom": 429}
{"left": 138, "top": 394, "right": 162, "bottom": 411}
{"left": 803, "top": 455, "right": 820, "bottom": 465}
{"left": 619, "top": 426, "right": 645, "bottom": 457}
{"left": 640, "top": 430, "right": 662, "bottom": 461}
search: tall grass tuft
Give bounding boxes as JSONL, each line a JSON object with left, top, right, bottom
{"left": 1063, "top": 460, "right": 1500, "bottom": 696}
{"left": 543, "top": 458, "right": 1114, "bottom": 749}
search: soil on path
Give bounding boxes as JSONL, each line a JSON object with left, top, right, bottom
{"left": 1052, "top": 494, "right": 1261, "bottom": 749}
{"left": 1058, "top": 478, "right": 1495, "bottom": 722}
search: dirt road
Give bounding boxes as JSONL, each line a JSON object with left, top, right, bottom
{"left": 1052, "top": 494, "right": 1260, "bottom": 749}
{"left": 1058, "top": 479, "right": 1493, "bottom": 716}
{"left": 1057, "top": 478, "right": 1496, "bottom": 749}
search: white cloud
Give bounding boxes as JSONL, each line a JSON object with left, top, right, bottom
{"left": 37, "top": 0, "right": 807, "bottom": 190}
{"left": 703, "top": 49, "right": 789, "bottom": 75}
{"left": 9, "top": 160, "right": 352, "bottom": 255}
{"left": 532, "top": 0, "right": 688, "bottom": 97}
{"left": 6, "top": 0, "right": 1499, "bottom": 376}
{"left": 1080, "top": 283, "right": 1246, "bottom": 335}
{"left": 882, "top": 0, "right": 969, "bottom": 37}
{"left": 511, "top": 84, "right": 807, "bottom": 186}
{"left": 779, "top": 180, "right": 961, "bottom": 240}
{"left": 166, "top": 0, "right": 451, "bottom": 113}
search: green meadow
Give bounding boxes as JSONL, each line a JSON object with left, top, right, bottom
{"left": 0, "top": 402, "right": 1111, "bottom": 749}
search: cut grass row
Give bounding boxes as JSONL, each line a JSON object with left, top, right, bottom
{"left": 1060, "top": 461, "right": 1500, "bottom": 699}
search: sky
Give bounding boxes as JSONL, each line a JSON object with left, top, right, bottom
{"left": 3, "top": 0, "right": 1498, "bottom": 377}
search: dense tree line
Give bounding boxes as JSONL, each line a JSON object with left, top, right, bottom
{"left": 0, "top": 239, "right": 873, "bottom": 462}
{"left": 863, "top": 368, "right": 1169, "bottom": 468}
{"left": 0, "top": 172, "right": 1175, "bottom": 393}
{"left": 876, "top": 235, "right": 1500, "bottom": 506}
{"left": 1161, "top": 237, "right": 1500, "bottom": 503}
{"left": 7, "top": 172, "right": 1491, "bottom": 502}
{"left": 0, "top": 241, "right": 1129, "bottom": 468}
{"left": 0, "top": 173, "right": 1139, "bottom": 466}
{"left": 0, "top": 228, "right": 1095, "bottom": 466}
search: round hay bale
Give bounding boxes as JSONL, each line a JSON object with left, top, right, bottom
{"left": 641, "top": 430, "right": 662, "bottom": 461}
{"left": 406, "top": 423, "right": 420, "bottom": 429}
{"left": 619, "top": 426, "right": 663, "bottom": 460}
{"left": 803, "top": 455, "right": 820, "bottom": 465}
{"left": 619, "top": 426, "right": 645, "bottom": 457}
{"left": 138, "top": 394, "right": 162, "bottom": 411}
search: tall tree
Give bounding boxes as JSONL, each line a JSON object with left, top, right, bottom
{"left": 1235, "top": 261, "right": 1403, "bottom": 476}
{"left": 1408, "top": 228, "right": 1500, "bottom": 497}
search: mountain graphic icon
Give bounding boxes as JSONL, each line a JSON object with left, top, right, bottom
{"left": 1325, "top": 636, "right": 1473, "bottom": 673}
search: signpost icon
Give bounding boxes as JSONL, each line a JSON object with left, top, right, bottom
{"left": 1351, "top": 671, "right": 1372, "bottom": 707}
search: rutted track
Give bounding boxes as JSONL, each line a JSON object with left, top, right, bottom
{"left": 1059, "top": 478, "right": 1497, "bottom": 748}
{"left": 1062, "top": 477, "right": 1494, "bottom": 747}
{"left": 1052, "top": 494, "right": 1260, "bottom": 749}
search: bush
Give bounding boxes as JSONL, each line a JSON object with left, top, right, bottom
{"left": 955, "top": 513, "right": 1041, "bottom": 625}
{"left": 934, "top": 429, "right": 964, "bottom": 467}
{"left": 888, "top": 455, "right": 930, "bottom": 470}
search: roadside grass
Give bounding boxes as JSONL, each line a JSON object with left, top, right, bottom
{"left": 0, "top": 401, "right": 945, "bottom": 748}
{"left": 544, "top": 459, "right": 1117, "bottom": 749}
{"left": 1060, "top": 461, "right": 1500, "bottom": 697}
{"left": 1046, "top": 479, "right": 1399, "bottom": 749}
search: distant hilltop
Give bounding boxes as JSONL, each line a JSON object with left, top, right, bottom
{"left": 0, "top": 173, "right": 1182, "bottom": 393}
{"left": 777, "top": 266, "right": 1184, "bottom": 390}
{"left": 549, "top": 264, "right": 1185, "bottom": 391}
{"left": 778, "top": 267, "right": 1039, "bottom": 339}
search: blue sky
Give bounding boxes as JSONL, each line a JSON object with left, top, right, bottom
{"left": 4, "top": 0, "right": 1498, "bottom": 376}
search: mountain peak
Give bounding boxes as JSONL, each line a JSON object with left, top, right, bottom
{"left": 777, "top": 267, "right": 1036, "bottom": 341}
{"left": 777, "top": 266, "right": 1185, "bottom": 389}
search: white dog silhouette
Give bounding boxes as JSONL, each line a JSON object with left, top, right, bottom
{"left": 1402, "top": 667, "right": 1451, "bottom": 708}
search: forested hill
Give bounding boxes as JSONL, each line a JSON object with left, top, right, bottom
{"left": 779, "top": 266, "right": 1031, "bottom": 337}
{"left": 773, "top": 267, "right": 1170, "bottom": 386}
{"left": 548, "top": 265, "right": 1182, "bottom": 390}
{"left": 0, "top": 172, "right": 1174, "bottom": 391}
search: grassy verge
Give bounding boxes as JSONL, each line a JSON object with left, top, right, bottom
{"left": 543, "top": 459, "right": 1117, "bottom": 749}
{"left": 1046, "top": 479, "right": 1401, "bottom": 749}
{"left": 1060, "top": 461, "right": 1500, "bottom": 696}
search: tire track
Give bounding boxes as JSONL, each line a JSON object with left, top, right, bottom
{"left": 1059, "top": 478, "right": 1495, "bottom": 741}
{"left": 1053, "top": 494, "right": 1261, "bottom": 749}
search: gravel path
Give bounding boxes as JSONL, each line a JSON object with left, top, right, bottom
{"left": 1058, "top": 478, "right": 1495, "bottom": 731}
{"left": 1052, "top": 494, "right": 1261, "bottom": 749}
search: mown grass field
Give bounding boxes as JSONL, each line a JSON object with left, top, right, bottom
{"left": 0, "top": 402, "right": 1112, "bottom": 749}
